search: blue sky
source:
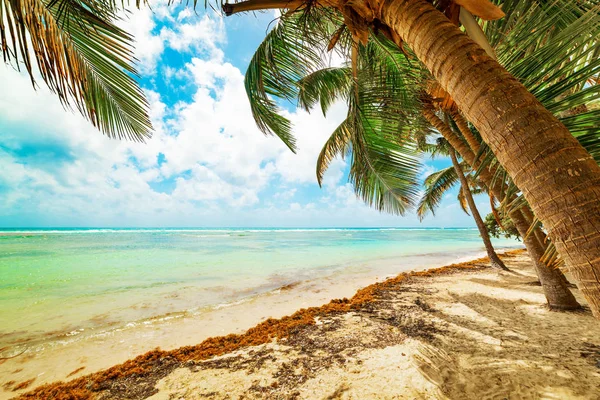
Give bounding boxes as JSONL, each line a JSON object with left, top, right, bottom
{"left": 0, "top": 4, "right": 489, "bottom": 228}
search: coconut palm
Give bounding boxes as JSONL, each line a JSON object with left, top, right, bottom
{"left": 0, "top": 0, "right": 152, "bottom": 140}
{"left": 241, "top": 0, "right": 600, "bottom": 310}
{"left": 418, "top": 135, "right": 509, "bottom": 270}
{"left": 450, "top": 146, "right": 510, "bottom": 269}
{"left": 325, "top": 0, "right": 599, "bottom": 306}
{"left": 224, "top": 0, "right": 600, "bottom": 317}
{"left": 423, "top": 95, "right": 582, "bottom": 309}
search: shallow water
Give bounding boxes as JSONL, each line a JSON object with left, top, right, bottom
{"left": 0, "top": 228, "right": 520, "bottom": 354}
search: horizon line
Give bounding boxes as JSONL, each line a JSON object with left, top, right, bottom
{"left": 0, "top": 226, "right": 478, "bottom": 230}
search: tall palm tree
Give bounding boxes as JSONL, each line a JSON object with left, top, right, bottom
{"left": 449, "top": 145, "right": 509, "bottom": 270}
{"left": 0, "top": 0, "right": 152, "bottom": 140}
{"left": 241, "top": 0, "right": 600, "bottom": 310}
{"left": 224, "top": 0, "right": 600, "bottom": 317}
{"left": 423, "top": 96, "right": 582, "bottom": 309}
{"left": 418, "top": 135, "right": 509, "bottom": 270}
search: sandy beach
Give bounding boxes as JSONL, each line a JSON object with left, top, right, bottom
{"left": 1, "top": 228, "right": 520, "bottom": 400}
{"left": 6, "top": 250, "right": 600, "bottom": 399}
{"left": 3, "top": 0, "right": 600, "bottom": 399}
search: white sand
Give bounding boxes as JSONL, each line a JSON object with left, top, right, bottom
{"left": 147, "top": 253, "right": 600, "bottom": 399}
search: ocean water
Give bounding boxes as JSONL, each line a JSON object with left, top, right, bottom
{"left": 0, "top": 228, "right": 520, "bottom": 354}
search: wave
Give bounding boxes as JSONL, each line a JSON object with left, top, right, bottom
{"left": 0, "top": 227, "right": 480, "bottom": 235}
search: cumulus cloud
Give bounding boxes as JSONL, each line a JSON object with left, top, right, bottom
{"left": 0, "top": 6, "right": 478, "bottom": 228}
{"left": 120, "top": 6, "right": 165, "bottom": 74}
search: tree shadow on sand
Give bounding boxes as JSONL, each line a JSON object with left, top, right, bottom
{"left": 412, "top": 268, "right": 600, "bottom": 400}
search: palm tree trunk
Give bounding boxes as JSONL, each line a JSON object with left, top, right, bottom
{"left": 225, "top": 0, "right": 598, "bottom": 315}
{"left": 379, "top": 0, "right": 599, "bottom": 315}
{"left": 449, "top": 148, "right": 508, "bottom": 271}
{"left": 450, "top": 112, "right": 481, "bottom": 155}
{"left": 422, "top": 107, "right": 580, "bottom": 309}
{"left": 449, "top": 112, "right": 578, "bottom": 291}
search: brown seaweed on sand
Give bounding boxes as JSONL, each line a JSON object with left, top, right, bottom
{"left": 17, "top": 251, "right": 521, "bottom": 399}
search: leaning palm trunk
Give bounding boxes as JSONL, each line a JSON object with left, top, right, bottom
{"left": 226, "top": 0, "right": 600, "bottom": 316}
{"left": 449, "top": 112, "right": 579, "bottom": 294}
{"left": 423, "top": 107, "right": 580, "bottom": 310}
{"left": 377, "top": 0, "right": 599, "bottom": 315}
{"left": 449, "top": 148, "right": 508, "bottom": 271}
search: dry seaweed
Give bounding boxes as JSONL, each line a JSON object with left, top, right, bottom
{"left": 12, "top": 378, "right": 35, "bottom": 391}
{"left": 18, "top": 251, "right": 524, "bottom": 399}
{"left": 66, "top": 367, "right": 86, "bottom": 378}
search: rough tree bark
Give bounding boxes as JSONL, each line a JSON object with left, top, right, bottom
{"left": 377, "top": 0, "right": 598, "bottom": 316}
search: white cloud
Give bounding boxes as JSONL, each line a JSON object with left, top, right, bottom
{"left": 120, "top": 7, "right": 165, "bottom": 74}
{"left": 161, "top": 14, "right": 225, "bottom": 58}
{"left": 273, "top": 188, "right": 296, "bottom": 201}
{"left": 119, "top": 5, "right": 225, "bottom": 75}
{"left": 0, "top": 8, "right": 479, "bottom": 228}
{"left": 419, "top": 162, "right": 436, "bottom": 180}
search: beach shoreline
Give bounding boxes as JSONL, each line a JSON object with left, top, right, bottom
{"left": 0, "top": 247, "right": 526, "bottom": 399}
{"left": 9, "top": 245, "right": 596, "bottom": 397}
{"left": 12, "top": 248, "right": 600, "bottom": 400}
{"left": 0, "top": 228, "right": 521, "bottom": 354}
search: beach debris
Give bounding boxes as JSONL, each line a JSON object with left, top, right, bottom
{"left": 67, "top": 366, "right": 86, "bottom": 378}
{"left": 11, "top": 378, "right": 36, "bottom": 392}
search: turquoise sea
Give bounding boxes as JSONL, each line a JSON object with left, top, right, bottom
{"left": 0, "top": 228, "right": 520, "bottom": 354}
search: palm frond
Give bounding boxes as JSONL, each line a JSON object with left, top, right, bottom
{"left": 315, "top": 118, "right": 352, "bottom": 185}
{"left": 1, "top": 0, "right": 152, "bottom": 140}
{"left": 541, "top": 241, "right": 565, "bottom": 269}
{"left": 563, "top": 110, "right": 600, "bottom": 162}
{"left": 347, "top": 117, "right": 422, "bottom": 215}
{"left": 491, "top": 1, "right": 600, "bottom": 161}
{"left": 244, "top": 9, "right": 345, "bottom": 151}
{"left": 417, "top": 165, "right": 458, "bottom": 219}
{"left": 297, "top": 67, "right": 352, "bottom": 115}
{"left": 457, "top": 186, "right": 470, "bottom": 215}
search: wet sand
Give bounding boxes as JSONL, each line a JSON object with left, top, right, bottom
{"left": 1, "top": 250, "right": 500, "bottom": 399}
{"left": 8, "top": 250, "right": 600, "bottom": 399}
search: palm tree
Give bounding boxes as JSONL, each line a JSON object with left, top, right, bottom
{"left": 449, "top": 146, "right": 509, "bottom": 270}
{"left": 423, "top": 99, "right": 583, "bottom": 309}
{"left": 0, "top": 0, "right": 152, "bottom": 140}
{"left": 241, "top": 1, "right": 600, "bottom": 310}
{"left": 418, "top": 135, "right": 509, "bottom": 270}
{"left": 224, "top": 0, "right": 600, "bottom": 317}
{"left": 409, "top": 96, "right": 579, "bottom": 307}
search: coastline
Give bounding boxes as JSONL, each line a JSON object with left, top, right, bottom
{"left": 0, "top": 245, "right": 521, "bottom": 399}
{"left": 12, "top": 247, "right": 599, "bottom": 399}
{"left": 10, "top": 247, "right": 595, "bottom": 399}
{"left": 0, "top": 247, "right": 517, "bottom": 398}
{"left": 0, "top": 228, "right": 520, "bottom": 352}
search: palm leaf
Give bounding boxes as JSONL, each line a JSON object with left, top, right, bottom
{"left": 244, "top": 9, "right": 343, "bottom": 151}
{"left": 315, "top": 118, "right": 352, "bottom": 185}
{"left": 297, "top": 67, "right": 352, "bottom": 115}
{"left": 417, "top": 165, "right": 458, "bottom": 219}
{"left": 1, "top": 0, "right": 152, "bottom": 140}
{"left": 346, "top": 104, "right": 422, "bottom": 215}
{"left": 457, "top": 186, "right": 470, "bottom": 215}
